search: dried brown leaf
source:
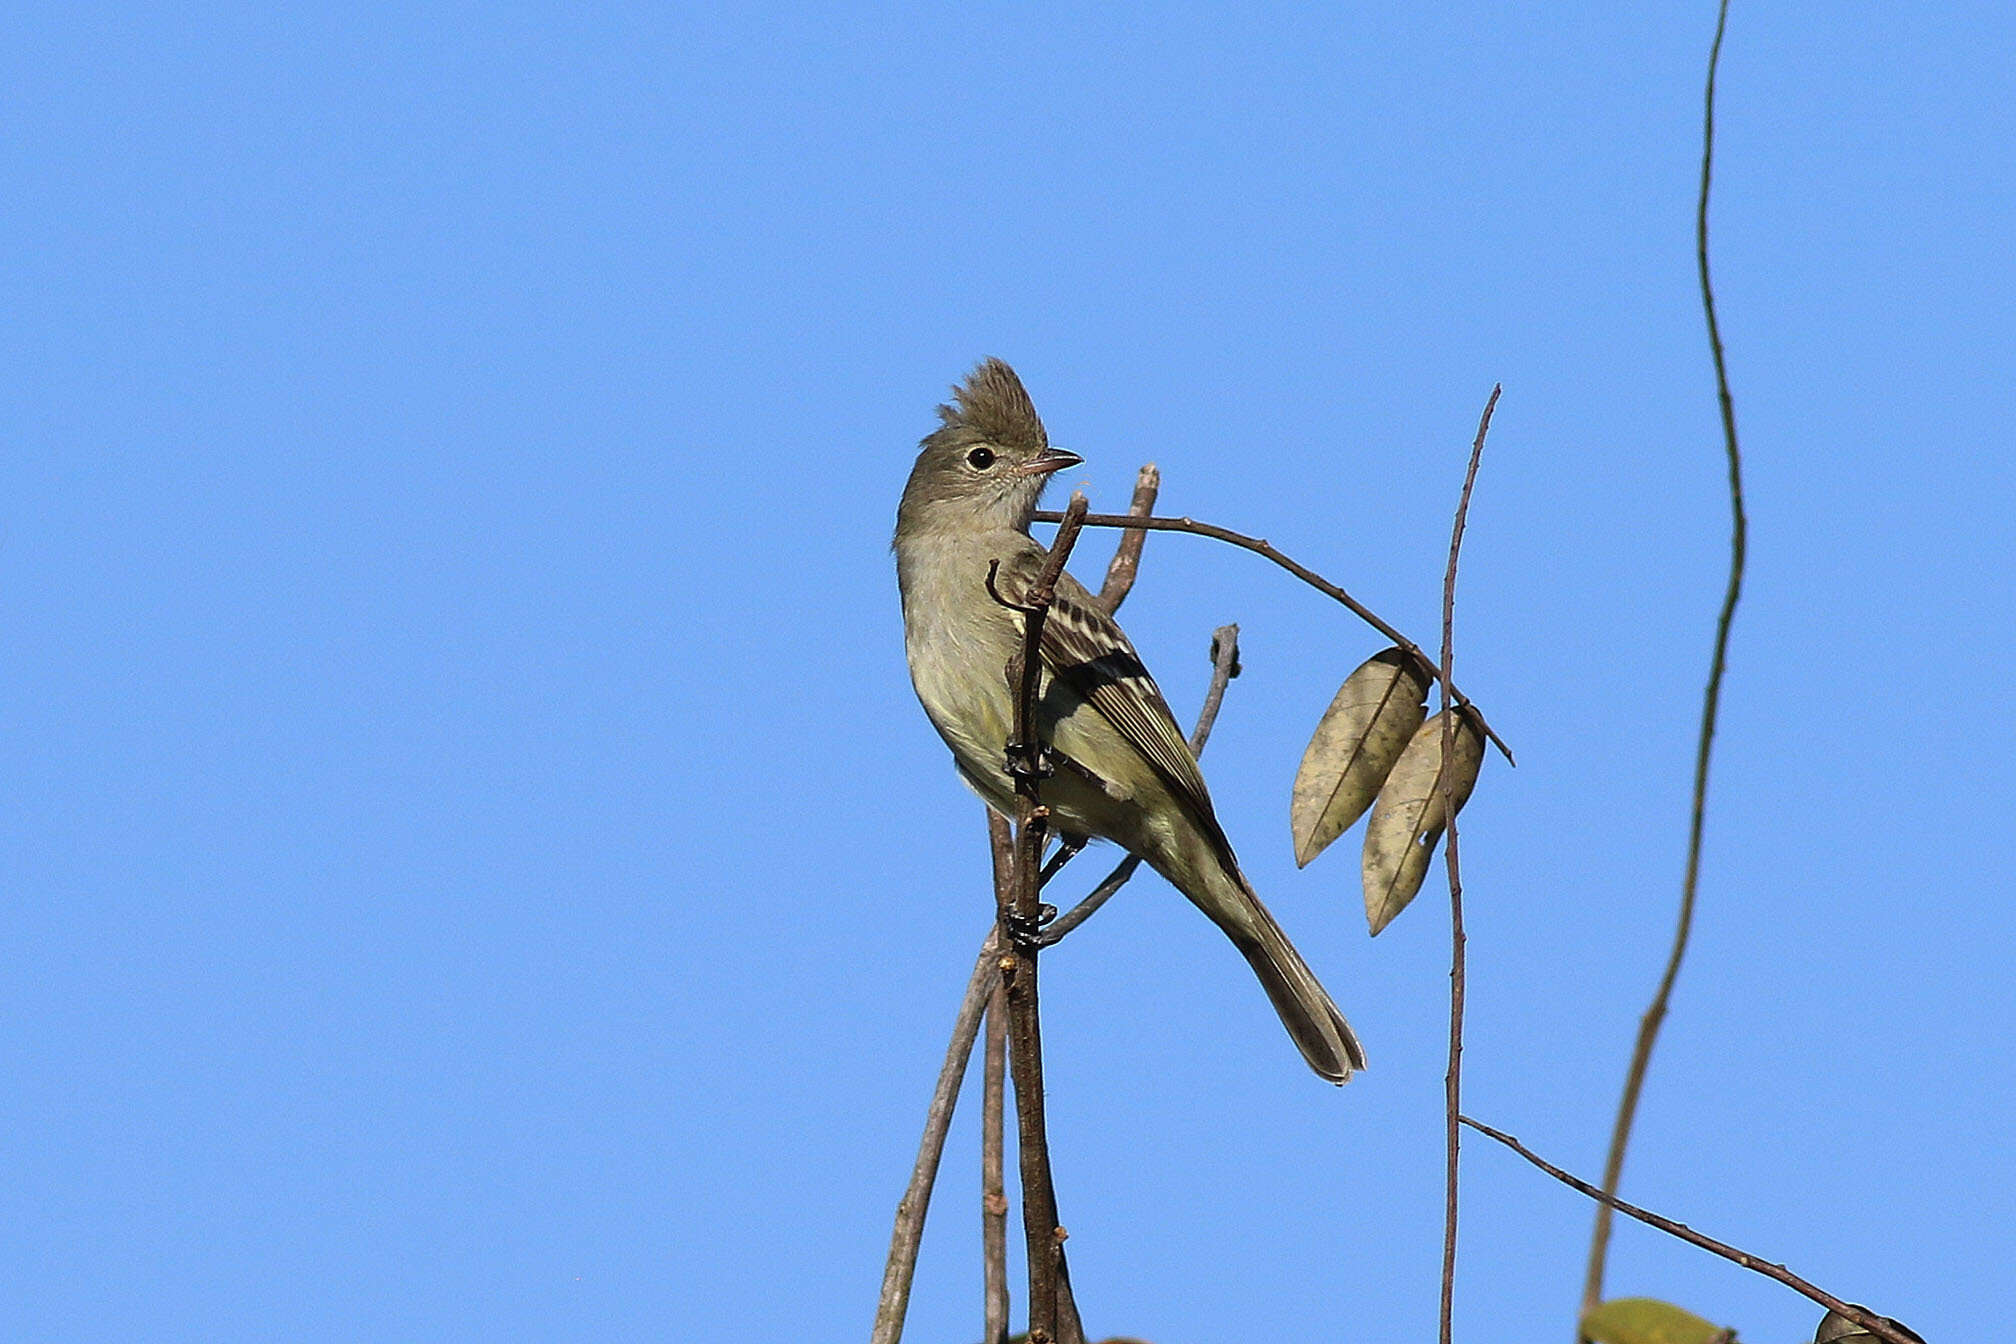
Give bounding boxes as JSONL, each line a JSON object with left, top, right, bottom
{"left": 1290, "top": 647, "right": 1431, "bottom": 867}
{"left": 1360, "top": 707, "right": 1483, "bottom": 934}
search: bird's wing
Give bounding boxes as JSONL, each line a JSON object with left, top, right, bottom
{"left": 1000, "top": 549, "right": 1227, "bottom": 844}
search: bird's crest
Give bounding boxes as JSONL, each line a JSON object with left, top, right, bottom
{"left": 936, "top": 358, "right": 1048, "bottom": 453}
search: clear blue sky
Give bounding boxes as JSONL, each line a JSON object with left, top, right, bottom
{"left": 4, "top": 5, "right": 2008, "bottom": 1341}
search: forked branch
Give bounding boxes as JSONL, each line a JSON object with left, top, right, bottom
{"left": 873, "top": 592, "right": 1249, "bottom": 1344}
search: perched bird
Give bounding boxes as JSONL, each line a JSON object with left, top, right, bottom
{"left": 894, "top": 358, "right": 1364, "bottom": 1083}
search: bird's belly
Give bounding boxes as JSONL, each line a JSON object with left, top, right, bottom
{"left": 905, "top": 611, "right": 1016, "bottom": 798}
{"left": 901, "top": 592, "right": 1160, "bottom": 849}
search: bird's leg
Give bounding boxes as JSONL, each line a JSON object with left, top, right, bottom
{"left": 1049, "top": 749, "right": 1129, "bottom": 801}
{"left": 1038, "top": 833, "right": 1088, "bottom": 888}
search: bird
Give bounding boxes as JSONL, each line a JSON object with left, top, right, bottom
{"left": 893, "top": 357, "right": 1364, "bottom": 1083}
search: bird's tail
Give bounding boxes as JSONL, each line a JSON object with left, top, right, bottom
{"left": 1229, "top": 892, "right": 1366, "bottom": 1085}
{"left": 1166, "top": 840, "right": 1365, "bottom": 1084}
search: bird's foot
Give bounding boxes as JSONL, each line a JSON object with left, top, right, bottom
{"left": 1001, "top": 903, "right": 1059, "bottom": 946}
{"left": 1003, "top": 740, "right": 1057, "bottom": 780}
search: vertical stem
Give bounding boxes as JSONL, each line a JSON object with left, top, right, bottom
{"left": 983, "top": 818, "right": 1014, "bottom": 1344}
{"left": 999, "top": 497, "right": 1089, "bottom": 1344}
{"left": 1582, "top": 0, "right": 1746, "bottom": 1328}
{"left": 1004, "top": 939, "right": 1066, "bottom": 1344}
{"left": 1440, "top": 825, "right": 1466, "bottom": 1344}
{"left": 981, "top": 986, "right": 1010, "bottom": 1341}
{"left": 1439, "top": 387, "right": 1498, "bottom": 1344}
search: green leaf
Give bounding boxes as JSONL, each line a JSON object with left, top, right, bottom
{"left": 1580, "top": 1297, "right": 1731, "bottom": 1344}
{"left": 1359, "top": 706, "right": 1483, "bottom": 934}
{"left": 1290, "top": 647, "right": 1430, "bottom": 867}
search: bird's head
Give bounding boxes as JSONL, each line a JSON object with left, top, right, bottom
{"left": 896, "top": 359, "right": 1082, "bottom": 540}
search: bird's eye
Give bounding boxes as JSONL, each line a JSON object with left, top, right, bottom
{"left": 966, "top": 447, "right": 996, "bottom": 470}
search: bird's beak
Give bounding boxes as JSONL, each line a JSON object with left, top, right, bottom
{"left": 1018, "top": 447, "right": 1083, "bottom": 478}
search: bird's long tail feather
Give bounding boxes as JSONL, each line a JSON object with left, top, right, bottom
{"left": 1230, "top": 897, "right": 1365, "bottom": 1084}
{"left": 1166, "top": 840, "right": 1365, "bottom": 1084}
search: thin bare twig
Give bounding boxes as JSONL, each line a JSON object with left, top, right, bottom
{"left": 1438, "top": 386, "right": 1499, "bottom": 1344}
{"left": 1583, "top": 0, "right": 1747, "bottom": 1326}
{"left": 1039, "top": 624, "right": 1242, "bottom": 946}
{"left": 1008, "top": 494, "right": 1089, "bottom": 766}
{"left": 1187, "top": 625, "right": 1243, "bottom": 756}
{"left": 1037, "top": 835, "right": 1088, "bottom": 889}
{"left": 981, "top": 983, "right": 1009, "bottom": 1342}
{"left": 1037, "top": 857, "right": 1142, "bottom": 949}
{"left": 1095, "top": 463, "right": 1161, "bottom": 614}
{"left": 983, "top": 817, "right": 1015, "bottom": 1344}
{"left": 870, "top": 932, "right": 1003, "bottom": 1344}
{"left": 1032, "top": 508, "right": 1514, "bottom": 766}
{"left": 1465, "top": 1117, "right": 1918, "bottom": 1344}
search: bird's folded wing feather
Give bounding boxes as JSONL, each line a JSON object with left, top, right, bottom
{"left": 999, "top": 550, "right": 1228, "bottom": 845}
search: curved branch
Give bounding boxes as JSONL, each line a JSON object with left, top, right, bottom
{"left": 1582, "top": 0, "right": 1748, "bottom": 1323}
{"left": 870, "top": 933, "right": 1003, "bottom": 1344}
{"left": 1031, "top": 508, "right": 1513, "bottom": 766}
{"left": 1466, "top": 1117, "right": 1919, "bottom": 1344}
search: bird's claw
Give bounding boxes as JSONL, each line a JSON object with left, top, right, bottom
{"left": 1003, "top": 903, "right": 1059, "bottom": 944}
{"left": 1003, "top": 741, "right": 1057, "bottom": 780}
